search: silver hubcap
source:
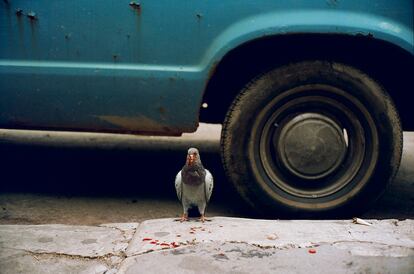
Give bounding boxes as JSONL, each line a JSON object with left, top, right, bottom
{"left": 276, "top": 113, "right": 347, "bottom": 180}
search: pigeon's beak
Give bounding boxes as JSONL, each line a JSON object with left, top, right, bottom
{"left": 187, "top": 154, "right": 196, "bottom": 165}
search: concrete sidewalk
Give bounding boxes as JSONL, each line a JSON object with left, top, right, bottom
{"left": 0, "top": 218, "right": 413, "bottom": 274}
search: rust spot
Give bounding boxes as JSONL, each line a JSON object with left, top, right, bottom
{"left": 129, "top": 1, "right": 141, "bottom": 13}
{"left": 158, "top": 107, "right": 166, "bottom": 115}
{"left": 207, "top": 61, "right": 219, "bottom": 83}
{"left": 96, "top": 115, "right": 170, "bottom": 133}
{"left": 15, "top": 8, "right": 23, "bottom": 16}
{"left": 27, "top": 11, "right": 37, "bottom": 20}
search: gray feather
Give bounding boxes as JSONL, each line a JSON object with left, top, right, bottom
{"left": 204, "top": 169, "right": 214, "bottom": 203}
{"left": 175, "top": 171, "right": 183, "bottom": 202}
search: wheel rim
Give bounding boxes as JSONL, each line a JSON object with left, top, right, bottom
{"left": 252, "top": 84, "right": 378, "bottom": 203}
{"left": 276, "top": 112, "right": 347, "bottom": 180}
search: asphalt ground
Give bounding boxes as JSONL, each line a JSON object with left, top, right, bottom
{"left": 0, "top": 124, "right": 413, "bottom": 225}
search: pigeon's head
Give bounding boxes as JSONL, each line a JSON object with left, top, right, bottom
{"left": 186, "top": 147, "right": 200, "bottom": 166}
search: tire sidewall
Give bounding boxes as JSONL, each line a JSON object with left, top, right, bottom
{"left": 221, "top": 61, "right": 402, "bottom": 216}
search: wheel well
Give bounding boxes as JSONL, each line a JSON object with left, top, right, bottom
{"left": 200, "top": 34, "right": 414, "bottom": 130}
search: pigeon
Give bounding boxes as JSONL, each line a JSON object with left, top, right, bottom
{"left": 175, "top": 147, "right": 214, "bottom": 222}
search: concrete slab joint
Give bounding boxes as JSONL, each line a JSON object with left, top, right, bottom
{"left": 0, "top": 222, "right": 140, "bottom": 274}
{"left": 0, "top": 218, "right": 413, "bottom": 273}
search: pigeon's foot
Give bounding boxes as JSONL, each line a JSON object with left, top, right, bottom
{"left": 200, "top": 214, "right": 211, "bottom": 223}
{"left": 180, "top": 214, "right": 189, "bottom": 223}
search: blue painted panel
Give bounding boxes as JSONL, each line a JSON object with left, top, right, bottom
{"left": 0, "top": 0, "right": 412, "bottom": 134}
{"left": 0, "top": 61, "right": 202, "bottom": 134}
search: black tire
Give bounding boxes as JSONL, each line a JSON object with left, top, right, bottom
{"left": 221, "top": 61, "right": 402, "bottom": 217}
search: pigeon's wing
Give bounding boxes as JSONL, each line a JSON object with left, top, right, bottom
{"left": 175, "top": 171, "right": 183, "bottom": 202}
{"left": 204, "top": 169, "right": 214, "bottom": 203}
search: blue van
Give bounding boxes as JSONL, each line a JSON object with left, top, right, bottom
{"left": 1, "top": 1, "right": 413, "bottom": 216}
